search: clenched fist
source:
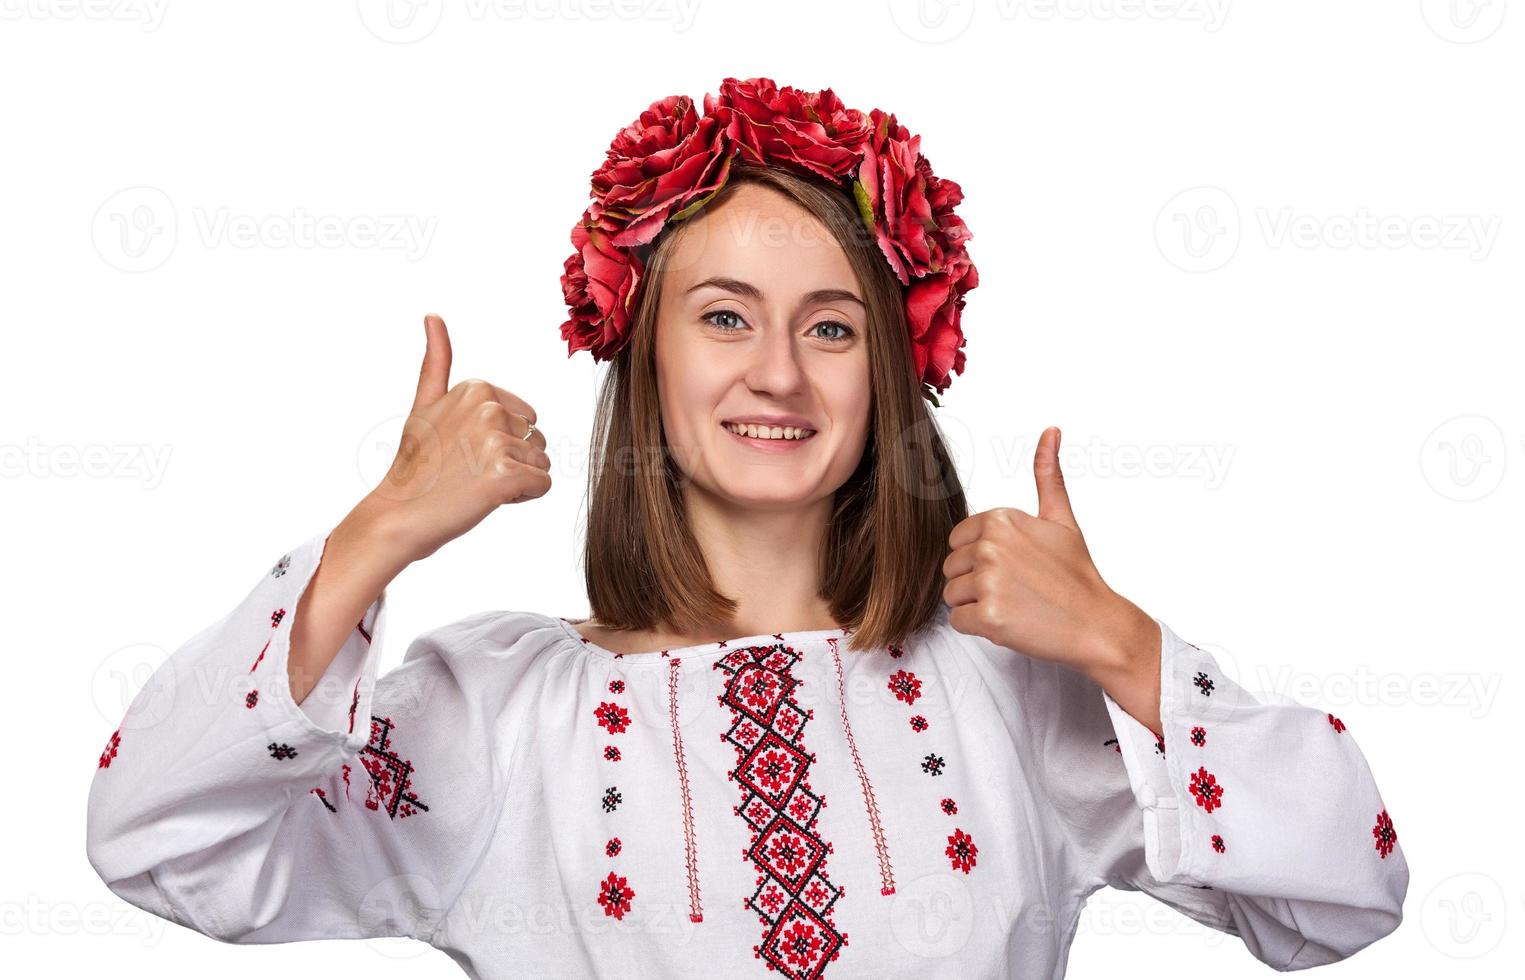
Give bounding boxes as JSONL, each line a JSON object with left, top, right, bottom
{"left": 364, "top": 314, "right": 552, "bottom": 564}
{"left": 942, "top": 426, "right": 1159, "bottom": 683}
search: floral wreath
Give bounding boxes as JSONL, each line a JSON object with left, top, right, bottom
{"left": 557, "top": 76, "right": 977, "bottom": 404}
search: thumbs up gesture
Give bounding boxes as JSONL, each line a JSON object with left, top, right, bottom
{"left": 943, "top": 427, "right": 1159, "bottom": 683}
{"left": 364, "top": 314, "right": 552, "bottom": 564}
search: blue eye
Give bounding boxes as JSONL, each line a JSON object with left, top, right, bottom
{"left": 813, "top": 320, "right": 855, "bottom": 342}
{"left": 702, "top": 309, "right": 746, "bottom": 331}
{"left": 701, "top": 309, "right": 855, "bottom": 342}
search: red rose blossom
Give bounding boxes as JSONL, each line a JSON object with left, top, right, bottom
{"left": 591, "top": 94, "right": 734, "bottom": 249}
{"left": 709, "top": 77, "right": 871, "bottom": 181}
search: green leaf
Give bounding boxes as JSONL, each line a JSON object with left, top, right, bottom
{"left": 852, "top": 179, "right": 877, "bottom": 233}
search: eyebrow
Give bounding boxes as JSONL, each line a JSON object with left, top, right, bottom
{"left": 685, "top": 276, "right": 864, "bottom": 308}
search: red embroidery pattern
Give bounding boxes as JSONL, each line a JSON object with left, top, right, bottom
{"left": 1188, "top": 765, "right": 1224, "bottom": 813}
{"left": 668, "top": 658, "right": 705, "bottom": 923}
{"left": 940, "top": 798, "right": 957, "bottom": 815}
{"left": 348, "top": 679, "right": 361, "bottom": 734}
{"left": 596, "top": 675, "right": 635, "bottom": 921}
{"left": 98, "top": 729, "right": 121, "bottom": 768}
{"left": 945, "top": 828, "right": 978, "bottom": 874}
{"left": 246, "top": 690, "right": 259, "bottom": 709}
{"left": 830, "top": 636, "right": 896, "bottom": 896}
{"left": 362, "top": 715, "right": 429, "bottom": 818}
{"left": 598, "top": 871, "right": 636, "bottom": 920}
{"left": 909, "top": 715, "right": 928, "bottom": 733}
{"left": 347, "top": 616, "right": 374, "bottom": 735}
{"left": 310, "top": 786, "right": 337, "bottom": 812}
{"left": 595, "top": 701, "right": 632, "bottom": 734}
{"left": 714, "top": 639, "right": 849, "bottom": 977}
{"left": 1372, "top": 809, "right": 1398, "bottom": 859}
{"left": 887, "top": 669, "right": 922, "bottom": 706}
{"left": 1328, "top": 713, "right": 1345, "bottom": 733}
{"left": 250, "top": 638, "right": 270, "bottom": 673}
{"left": 1210, "top": 834, "right": 1225, "bottom": 853}
{"left": 1189, "top": 726, "right": 1206, "bottom": 747}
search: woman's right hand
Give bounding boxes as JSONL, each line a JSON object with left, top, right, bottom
{"left": 358, "top": 313, "right": 552, "bottom": 565}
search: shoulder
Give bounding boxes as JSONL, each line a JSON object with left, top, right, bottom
{"left": 926, "top": 602, "right": 1111, "bottom": 730}
{"left": 393, "top": 609, "right": 576, "bottom": 692}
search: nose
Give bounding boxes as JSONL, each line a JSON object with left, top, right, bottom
{"left": 743, "top": 319, "right": 808, "bottom": 398}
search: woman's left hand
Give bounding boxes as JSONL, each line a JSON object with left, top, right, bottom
{"left": 942, "top": 427, "right": 1161, "bottom": 686}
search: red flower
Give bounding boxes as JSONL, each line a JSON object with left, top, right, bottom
{"left": 596, "top": 871, "right": 636, "bottom": 920}
{"left": 945, "top": 827, "right": 979, "bottom": 874}
{"left": 853, "top": 107, "right": 976, "bottom": 394}
{"left": 887, "top": 668, "right": 923, "bottom": 705}
{"left": 593, "top": 94, "right": 734, "bottom": 248}
{"left": 778, "top": 918, "right": 828, "bottom": 971}
{"left": 711, "top": 77, "right": 870, "bottom": 181}
{"left": 594, "top": 700, "right": 632, "bottom": 735}
{"left": 1211, "top": 834, "right": 1225, "bottom": 853}
{"left": 559, "top": 213, "right": 645, "bottom": 363}
{"left": 1372, "top": 809, "right": 1398, "bottom": 859}
{"left": 752, "top": 748, "right": 797, "bottom": 794}
{"left": 98, "top": 729, "right": 120, "bottom": 769}
{"left": 1189, "top": 766, "right": 1225, "bottom": 812}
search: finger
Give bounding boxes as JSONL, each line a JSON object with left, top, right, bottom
{"left": 1034, "top": 426, "right": 1078, "bottom": 530}
{"left": 496, "top": 435, "right": 552, "bottom": 472}
{"left": 940, "top": 541, "right": 982, "bottom": 581}
{"left": 460, "top": 380, "right": 538, "bottom": 428}
{"left": 414, "top": 313, "right": 453, "bottom": 409}
{"left": 476, "top": 398, "right": 546, "bottom": 451}
{"left": 946, "top": 510, "right": 988, "bottom": 551}
{"left": 941, "top": 571, "right": 983, "bottom": 607}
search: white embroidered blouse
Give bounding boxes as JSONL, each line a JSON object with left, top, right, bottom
{"left": 86, "top": 526, "right": 1408, "bottom": 978}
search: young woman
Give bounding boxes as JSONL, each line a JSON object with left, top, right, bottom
{"left": 86, "top": 78, "right": 1407, "bottom": 978}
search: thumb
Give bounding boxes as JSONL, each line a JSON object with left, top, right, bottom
{"left": 1034, "top": 426, "right": 1078, "bottom": 530}
{"left": 413, "top": 313, "right": 453, "bottom": 409}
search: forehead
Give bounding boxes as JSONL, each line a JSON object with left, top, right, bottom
{"left": 660, "top": 182, "right": 856, "bottom": 296}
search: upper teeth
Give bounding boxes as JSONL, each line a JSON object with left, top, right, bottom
{"left": 725, "top": 422, "right": 814, "bottom": 440}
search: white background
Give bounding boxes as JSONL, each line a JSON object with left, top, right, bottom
{"left": 3, "top": 0, "right": 1519, "bottom": 976}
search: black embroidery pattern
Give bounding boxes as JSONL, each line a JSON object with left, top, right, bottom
{"left": 361, "top": 715, "right": 429, "bottom": 819}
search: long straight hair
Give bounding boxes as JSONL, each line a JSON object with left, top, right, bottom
{"left": 580, "top": 162, "right": 968, "bottom": 652}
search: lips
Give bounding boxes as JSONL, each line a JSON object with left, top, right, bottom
{"left": 721, "top": 420, "right": 816, "bottom": 441}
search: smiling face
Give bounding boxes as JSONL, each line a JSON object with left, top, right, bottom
{"left": 654, "top": 180, "right": 873, "bottom": 511}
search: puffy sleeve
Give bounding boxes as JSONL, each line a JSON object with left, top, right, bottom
{"left": 85, "top": 528, "right": 521, "bottom": 946}
{"left": 1038, "top": 616, "right": 1409, "bottom": 970}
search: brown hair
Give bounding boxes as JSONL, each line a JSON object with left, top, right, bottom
{"left": 580, "top": 162, "right": 969, "bottom": 652}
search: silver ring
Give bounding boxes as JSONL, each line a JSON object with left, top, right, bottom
{"left": 517, "top": 414, "right": 537, "bottom": 441}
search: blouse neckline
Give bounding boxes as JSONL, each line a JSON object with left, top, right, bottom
{"left": 553, "top": 614, "right": 853, "bottom": 664}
